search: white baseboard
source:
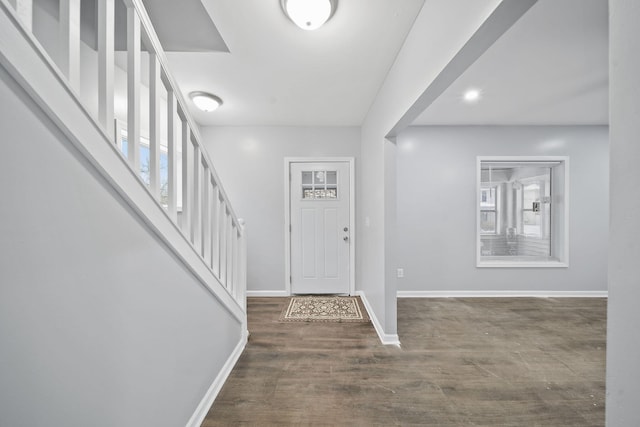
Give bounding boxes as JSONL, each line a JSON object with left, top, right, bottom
{"left": 356, "top": 291, "right": 401, "bottom": 346}
{"left": 246, "top": 290, "right": 289, "bottom": 297}
{"left": 397, "top": 290, "right": 608, "bottom": 298}
{"left": 186, "top": 329, "right": 248, "bottom": 427}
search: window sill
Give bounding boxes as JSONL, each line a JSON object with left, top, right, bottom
{"left": 477, "top": 258, "right": 568, "bottom": 268}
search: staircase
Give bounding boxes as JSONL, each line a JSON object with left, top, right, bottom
{"left": 0, "top": 0, "right": 247, "bottom": 425}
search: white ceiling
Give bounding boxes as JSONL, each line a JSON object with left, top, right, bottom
{"left": 164, "top": 0, "right": 425, "bottom": 127}
{"left": 412, "top": 0, "right": 609, "bottom": 126}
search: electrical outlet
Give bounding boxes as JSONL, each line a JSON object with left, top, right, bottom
{"left": 397, "top": 268, "right": 404, "bottom": 278}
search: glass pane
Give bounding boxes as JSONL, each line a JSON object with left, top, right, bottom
{"left": 302, "top": 171, "right": 312, "bottom": 185}
{"left": 480, "top": 187, "right": 496, "bottom": 208}
{"left": 479, "top": 161, "right": 555, "bottom": 262}
{"left": 326, "top": 171, "right": 337, "bottom": 185}
{"left": 480, "top": 211, "right": 496, "bottom": 233}
{"left": 120, "top": 135, "right": 128, "bottom": 159}
{"left": 523, "top": 184, "right": 539, "bottom": 210}
{"left": 303, "top": 188, "right": 337, "bottom": 199}
{"left": 523, "top": 211, "right": 541, "bottom": 236}
{"left": 314, "top": 171, "right": 325, "bottom": 184}
{"left": 140, "top": 143, "right": 150, "bottom": 188}
{"left": 319, "top": 188, "right": 337, "bottom": 199}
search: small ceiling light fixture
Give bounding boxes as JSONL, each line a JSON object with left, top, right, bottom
{"left": 463, "top": 89, "right": 481, "bottom": 103}
{"left": 190, "top": 91, "right": 223, "bottom": 112}
{"left": 281, "top": 0, "right": 338, "bottom": 31}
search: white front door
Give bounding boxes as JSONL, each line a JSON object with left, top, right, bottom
{"left": 290, "top": 162, "right": 351, "bottom": 294}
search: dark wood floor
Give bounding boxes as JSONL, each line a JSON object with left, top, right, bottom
{"left": 202, "top": 297, "right": 606, "bottom": 426}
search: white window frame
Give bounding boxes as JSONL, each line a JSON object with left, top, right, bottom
{"left": 476, "top": 156, "right": 570, "bottom": 268}
{"left": 479, "top": 185, "right": 499, "bottom": 235}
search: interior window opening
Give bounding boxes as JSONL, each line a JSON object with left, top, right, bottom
{"left": 477, "top": 158, "right": 568, "bottom": 267}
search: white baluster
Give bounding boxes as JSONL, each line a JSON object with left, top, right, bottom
{"left": 219, "top": 202, "right": 227, "bottom": 284}
{"left": 211, "top": 185, "right": 220, "bottom": 276}
{"left": 237, "top": 220, "right": 247, "bottom": 310}
{"left": 226, "top": 214, "right": 233, "bottom": 289}
{"left": 166, "top": 87, "right": 177, "bottom": 220}
{"left": 126, "top": 6, "right": 140, "bottom": 171}
{"left": 97, "top": 0, "right": 114, "bottom": 140}
{"left": 180, "top": 114, "right": 190, "bottom": 236}
{"left": 149, "top": 53, "right": 161, "bottom": 199}
{"left": 14, "top": 0, "right": 32, "bottom": 32}
{"left": 58, "top": 0, "right": 81, "bottom": 92}
{"left": 231, "top": 223, "right": 239, "bottom": 296}
{"left": 114, "top": 119, "right": 123, "bottom": 150}
{"left": 201, "top": 166, "right": 210, "bottom": 259}
{"left": 191, "top": 144, "right": 201, "bottom": 247}
{"left": 237, "top": 226, "right": 243, "bottom": 300}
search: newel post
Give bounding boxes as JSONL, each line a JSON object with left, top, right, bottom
{"left": 237, "top": 218, "right": 247, "bottom": 314}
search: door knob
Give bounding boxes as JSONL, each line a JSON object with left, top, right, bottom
{"left": 343, "top": 227, "right": 349, "bottom": 232}
{"left": 343, "top": 236, "right": 349, "bottom": 242}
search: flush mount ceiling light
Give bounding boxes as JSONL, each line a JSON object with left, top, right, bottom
{"left": 281, "top": 0, "right": 338, "bottom": 31}
{"left": 190, "top": 91, "right": 223, "bottom": 112}
{"left": 463, "top": 89, "right": 482, "bottom": 103}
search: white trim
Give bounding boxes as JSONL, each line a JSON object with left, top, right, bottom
{"left": 284, "top": 157, "right": 356, "bottom": 296}
{"left": 397, "top": 290, "right": 608, "bottom": 298}
{"left": 185, "top": 329, "right": 248, "bottom": 427}
{"left": 476, "top": 156, "right": 570, "bottom": 268}
{"left": 356, "top": 291, "right": 401, "bottom": 346}
{"left": 477, "top": 260, "right": 569, "bottom": 268}
{"left": 246, "top": 290, "right": 289, "bottom": 297}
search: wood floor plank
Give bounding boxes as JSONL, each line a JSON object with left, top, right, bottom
{"left": 202, "top": 297, "right": 606, "bottom": 426}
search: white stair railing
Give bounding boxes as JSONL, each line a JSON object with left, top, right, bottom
{"left": 2, "top": 0, "right": 246, "bottom": 308}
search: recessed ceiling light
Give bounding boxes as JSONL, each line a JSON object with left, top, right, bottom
{"left": 463, "top": 89, "right": 481, "bottom": 103}
{"left": 190, "top": 92, "right": 223, "bottom": 112}
{"left": 281, "top": 0, "right": 338, "bottom": 31}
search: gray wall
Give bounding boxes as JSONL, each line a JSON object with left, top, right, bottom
{"left": 201, "top": 126, "right": 360, "bottom": 293}
{"left": 607, "top": 0, "right": 640, "bottom": 424}
{"left": 396, "top": 126, "right": 608, "bottom": 293}
{"left": 0, "top": 66, "right": 241, "bottom": 427}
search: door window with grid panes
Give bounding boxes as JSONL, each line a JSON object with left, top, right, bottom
{"left": 301, "top": 170, "right": 338, "bottom": 200}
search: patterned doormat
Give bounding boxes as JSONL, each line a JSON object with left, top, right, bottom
{"left": 280, "top": 296, "right": 369, "bottom": 323}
